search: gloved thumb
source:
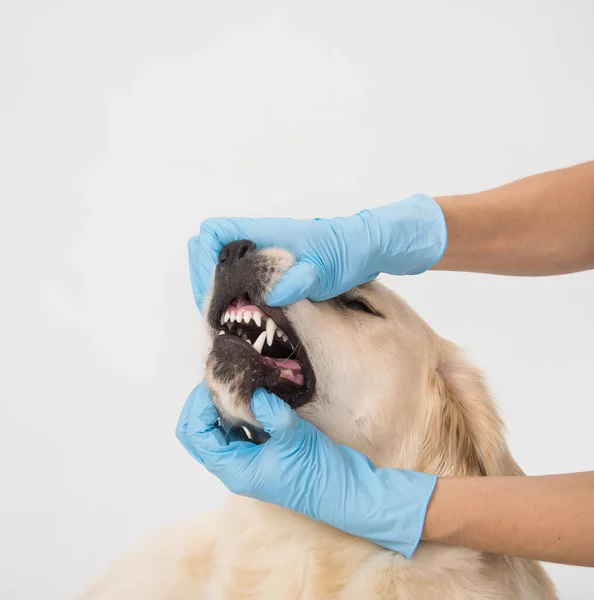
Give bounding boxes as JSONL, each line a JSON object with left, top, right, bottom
{"left": 251, "top": 389, "right": 303, "bottom": 444}
{"left": 266, "top": 261, "right": 321, "bottom": 306}
{"left": 187, "top": 235, "right": 215, "bottom": 314}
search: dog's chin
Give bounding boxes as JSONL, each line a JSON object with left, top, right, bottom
{"left": 207, "top": 331, "right": 316, "bottom": 443}
{"left": 209, "top": 335, "right": 281, "bottom": 395}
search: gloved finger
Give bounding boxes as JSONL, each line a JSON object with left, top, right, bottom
{"left": 362, "top": 272, "right": 379, "bottom": 285}
{"left": 175, "top": 383, "right": 228, "bottom": 466}
{"left": 188, "top": 218, "right": 250, "bottom": 313}
{"left": 187, "top": 236, "right": 218, "bottom": 314}
{"left": 175, "top": 383, "right": 212, "bottom": 465}
{"left": 199, "top": 218, "right": 250, "bottom": 251}
{"left": 188, "top": 236, "right": 216, "bottom": 313}
{"left": 184, "top": 383, "right": 259, "bottom": 463}
{"left": 250, "top": 388, "right": 303, "bottom": 445}
{"left": 266, "top": 261, "right": 321, "bottom": 306}
{"left": 176, "top": 382, "right": 209, "bottom": 439}
{"left": 184, "top": 383, "right": 228, "bottom": 444}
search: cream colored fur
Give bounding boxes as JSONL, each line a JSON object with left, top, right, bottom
{"left": 82, "top": 248, "right": 557, "bottom": 599}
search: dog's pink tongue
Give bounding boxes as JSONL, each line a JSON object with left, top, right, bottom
{"left": 270, "top": 358, "right": 301, "bottom": 371}
{"left": 278, "top": 370, "right": 305, "bottom": 386}
{"left": 262, "top": 357, "right": 304, "bottom": 386}
{"left": 273, "top": 358, "right": 304, "bottom": 385}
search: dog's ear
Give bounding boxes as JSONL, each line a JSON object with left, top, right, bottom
{"left": 417, "top": 342, "right": 523, "bottom": 477}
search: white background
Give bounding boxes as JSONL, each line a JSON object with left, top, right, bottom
{"left": 1, "top": 1, "right": 593, "bottom": 598}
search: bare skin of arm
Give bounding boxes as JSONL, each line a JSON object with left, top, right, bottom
{"left": 434, "top": 161, "right": 594, "bottom": 276}
{"left": 422, "top": 472, "right": 594, "bottom": 567}
{"left": 427, "top": 167, "right": 594, "bottom": 566}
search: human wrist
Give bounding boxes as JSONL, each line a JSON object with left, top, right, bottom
{"left": 360, "top": 468, "right": 438, "bottom": 559}
{"left": 356, "top": 194, "right": 448, "bottom": 276}
{"left": 431, "top": 194, "right": 483, "bottom": 272}
{"left": 421, "top": 476, "right": 467, "bottom": 544}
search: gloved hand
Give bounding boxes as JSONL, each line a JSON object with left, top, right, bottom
{"left": 189, "top": 194, "right": 447, "bottom": 312}
{"left": 176, "top": 383, "right": 438, "bottom": 559}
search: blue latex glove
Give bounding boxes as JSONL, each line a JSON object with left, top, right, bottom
{"left": 189, "top": 194, "right": 447, "bottom": 312}
{"left": 176, "top": 383, "right": 438, "bottom": 559}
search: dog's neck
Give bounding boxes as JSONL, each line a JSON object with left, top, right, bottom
{"left": 300, "top": 338, "right": 522, "bottom": 477}
{"left": 415, "top": 341, "right": 523, "bottom": 478}
{"left": 335, "top": 340, "right": 523, "bottom": 477}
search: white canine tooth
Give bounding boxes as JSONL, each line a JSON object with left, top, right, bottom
{"left": 219, "top": 330, "right": 225, "bottom": 335}
{"left": 253, "top": 311, "right": 262, "bottom": 328}
{"left": 253, "top": 331, "right": 266, "bottom": 354}
{"left": 223, "top": 311, "right": 230, "bottom": 324}
{"left": 241, "top": 426, "right": 253, "bottom": 441}
{"left": 243, "top": 310, "right": 252, "bottom": 324}
{"left": 266, "top": 318, "right": 277, "bottom": 346}
{"left": 220, "top": 313, "right": 225, "bottom": 325}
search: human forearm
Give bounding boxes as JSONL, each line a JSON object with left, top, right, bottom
{"left": 434, "top": 161, "right": 594, "bottom": 276}
{"left": 422, "top": 472, "right": 594, "bottom": 566}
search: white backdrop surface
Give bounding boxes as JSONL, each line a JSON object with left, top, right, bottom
{"left": 1, "top": 2, "right": 593, "bottom": 598}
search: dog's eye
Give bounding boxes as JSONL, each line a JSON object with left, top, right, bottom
{"left": 342, "top": 297, "right": 375, "bottom": 315}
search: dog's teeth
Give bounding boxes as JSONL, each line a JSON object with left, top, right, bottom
{"left": 253, "top": 331, "right": 266, "bottom": 354}
{"left": 276, "top": 329, "right": 283, "bottom": 338}
{"left": 253, "top": 311, "right": 262, "bottom": 328}
{"left": 237, "top": 327, "right": 243, "bottom": 336}
{"left": 266, "top": 318, "right": 277, "bottom": 346}
{"left": 281, "top": 333, "right": 289, "bottom": 343}
{"left": 230, "top": 311, "right": 236, "bottom": 323}
{"left": 226, "top": 321, "right": 233, "bottom": 330}
{"left": 219, "top": 330, "right": 225, "bottom": 335}
{"left": 241, "top": 426, "right": 253, "bottom": 441}
{"left": 220, "top": 313, "right": 225, "bottom": 325}
{"left": 243, "top": 310, "right": 252, "bottom": 324}
{"left": 223, "top": 311, "right": 230, "bottom": 324}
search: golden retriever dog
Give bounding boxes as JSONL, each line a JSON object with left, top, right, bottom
{"left": 82, "top": 241, "right": 557, "bottom": 599}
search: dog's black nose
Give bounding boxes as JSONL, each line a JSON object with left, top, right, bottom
{"left": 219, "top": 240, "right": 256, "bottom": 266}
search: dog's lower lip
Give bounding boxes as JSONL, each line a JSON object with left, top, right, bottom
{"left": 217, "top": 332, "right": 306, "bottom": 387}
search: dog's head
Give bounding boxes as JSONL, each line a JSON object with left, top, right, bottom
{"left": 204, "top": 240, "right": 521, "bottom": 476}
